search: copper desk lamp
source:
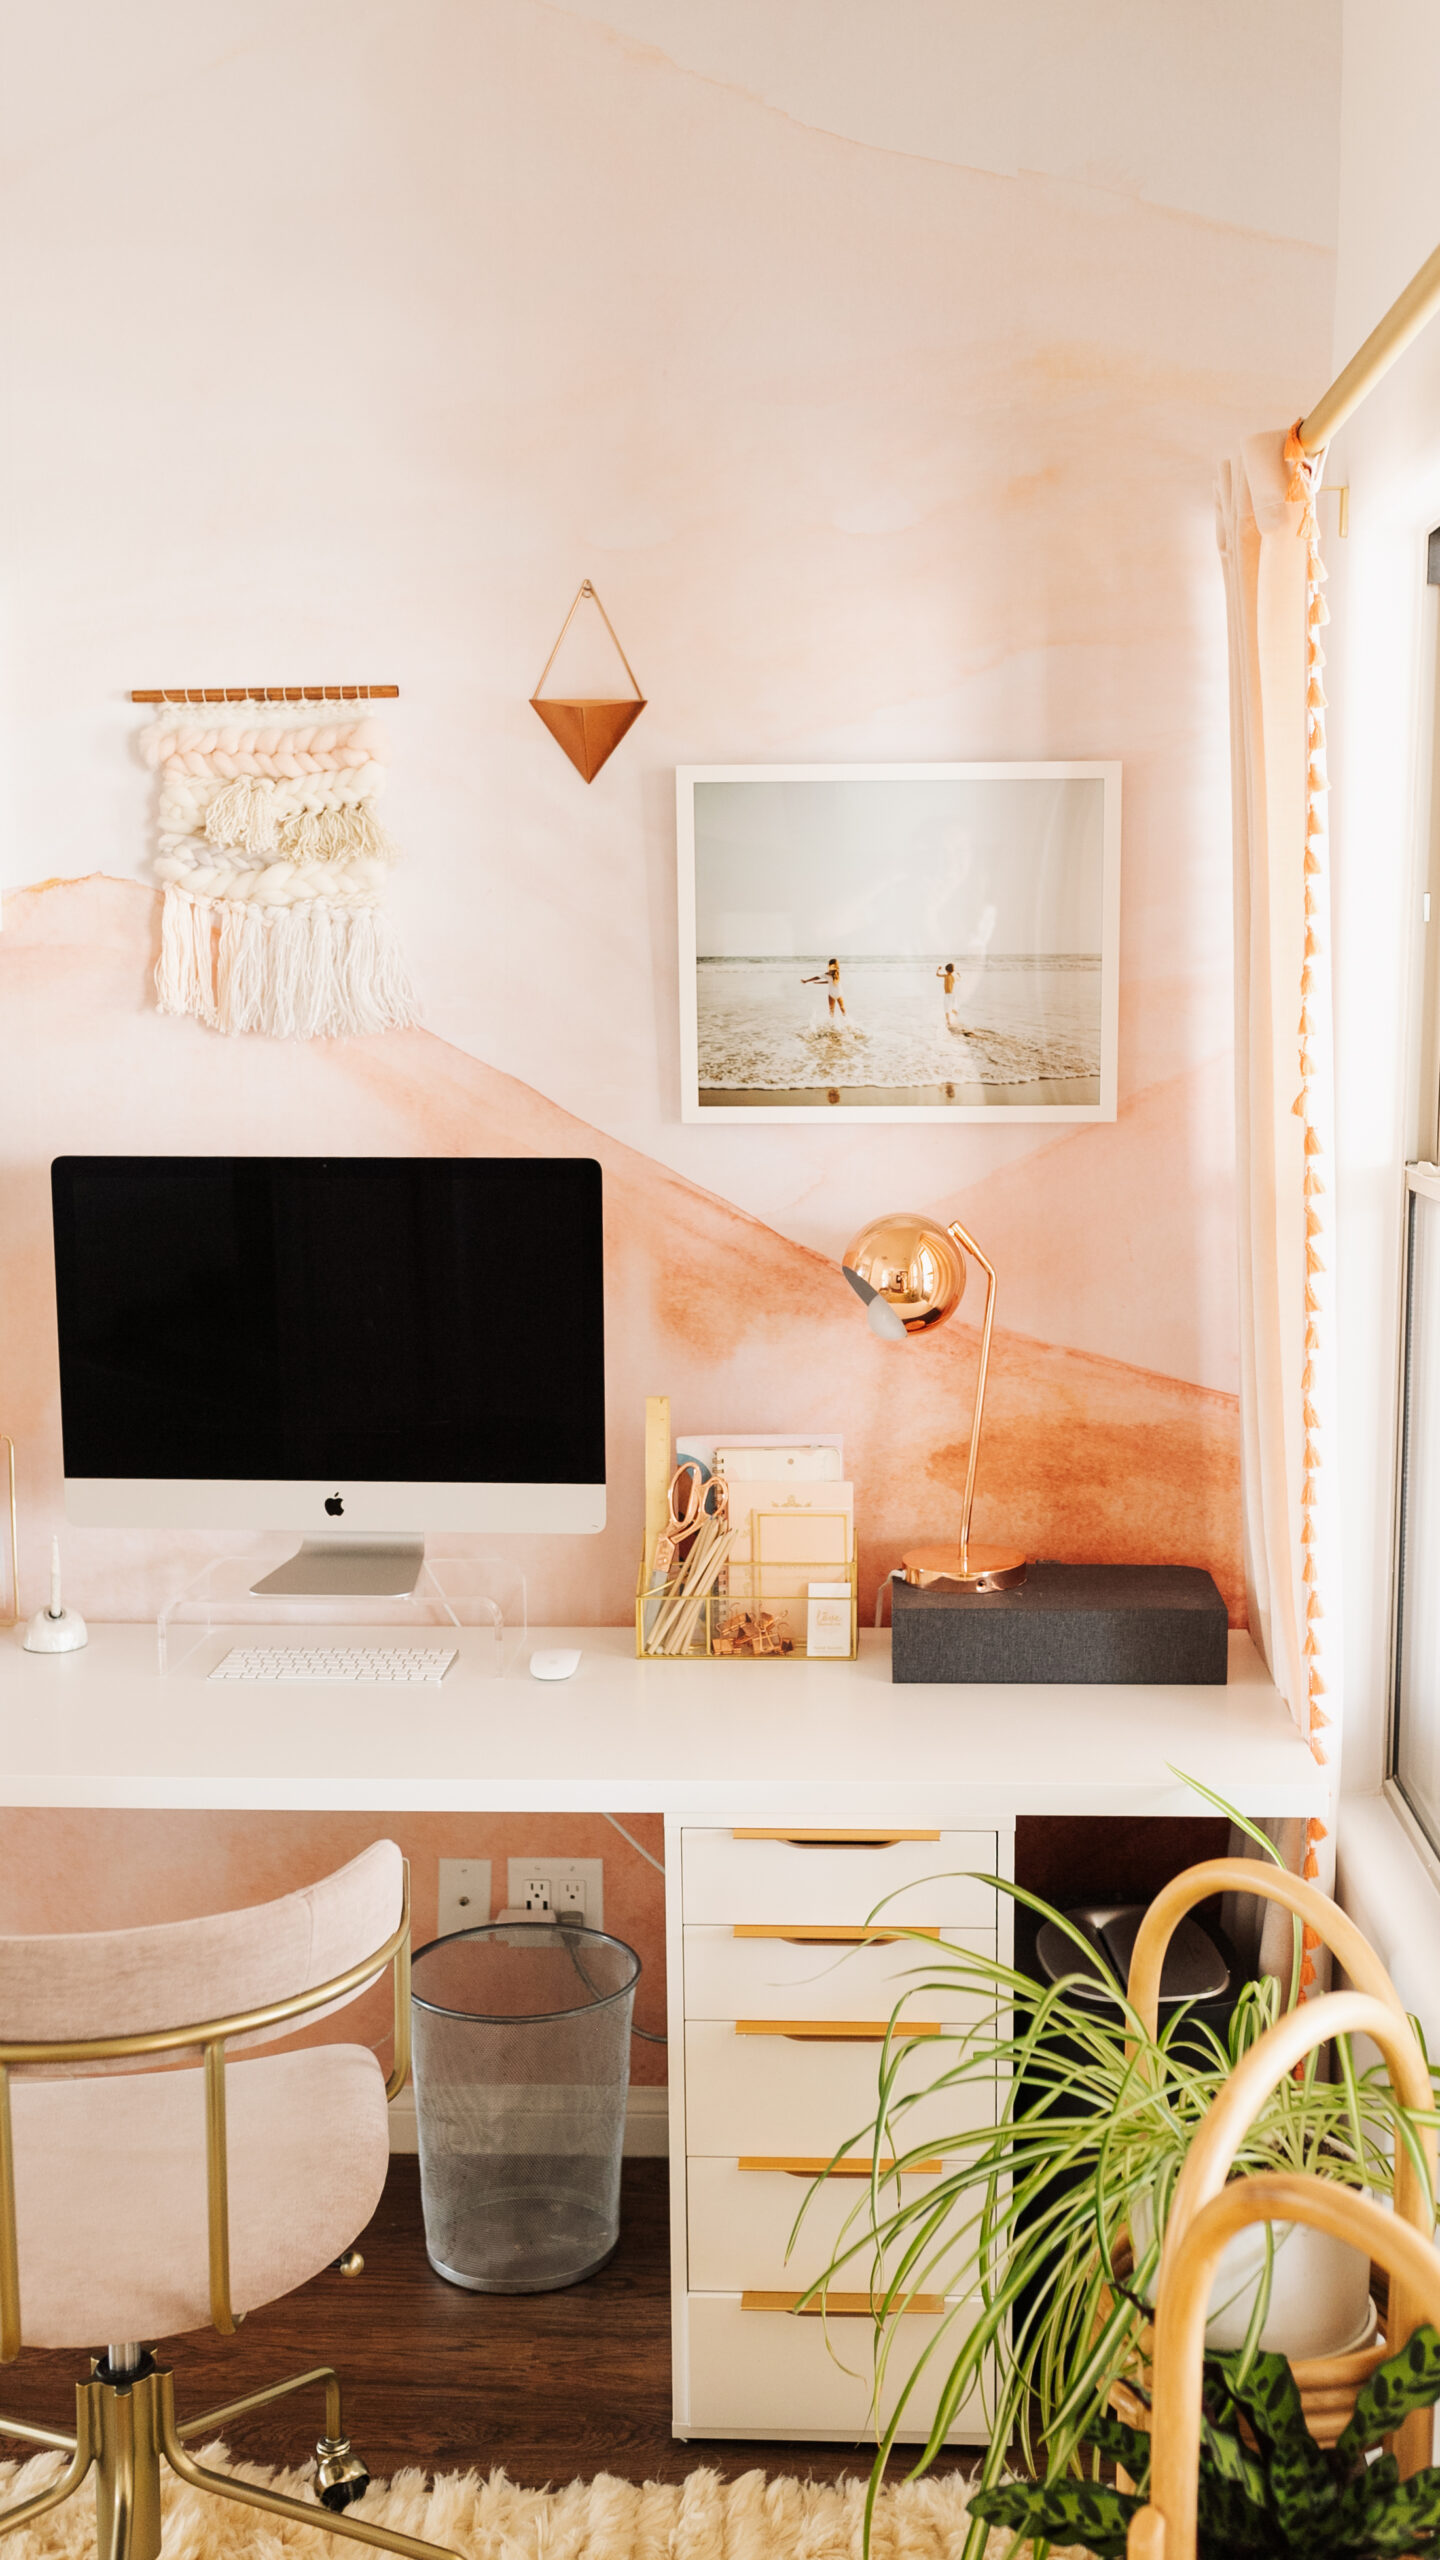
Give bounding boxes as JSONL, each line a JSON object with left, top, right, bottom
{"left": 842, "top": 1212, "right": 1027, "bottom": 1592}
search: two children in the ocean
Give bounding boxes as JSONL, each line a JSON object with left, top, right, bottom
{"left": 801, "top": 958, "right": 961, "bottom": 1033}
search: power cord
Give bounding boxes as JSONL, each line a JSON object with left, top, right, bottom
{"left": 603, "top": 1811, "right": 665, "bottom": 1875}
{"left": 593, "top": 1817, "right": 668, "bottom": 2041}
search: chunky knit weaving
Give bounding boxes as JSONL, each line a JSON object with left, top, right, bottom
{"left": 139, "top": 697, "right": 417, "bottom": 1038}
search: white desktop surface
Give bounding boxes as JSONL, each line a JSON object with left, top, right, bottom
{"left": 0, "top": 1626, "right": 1325, "bottom": 1819}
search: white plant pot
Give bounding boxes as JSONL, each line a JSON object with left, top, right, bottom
{"left": 1131, "top": 2192, "right": 1374, "bottom": 2360}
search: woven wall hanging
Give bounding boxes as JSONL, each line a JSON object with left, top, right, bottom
{"left": 137, "top": 693, "right": 417, "bottom": 1038}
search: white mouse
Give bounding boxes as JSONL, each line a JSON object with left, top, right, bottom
{"left": 529, "top": 1647, "right": 582, "bottom": 1681}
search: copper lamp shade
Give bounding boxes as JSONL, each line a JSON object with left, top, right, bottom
{"left": 843, "top": 1212, "right": 1027, "bottom": 1593}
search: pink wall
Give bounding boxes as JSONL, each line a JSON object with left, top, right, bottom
{"left": 0, "top": 1806, "right": 668, "bottom": 2081}
{"left": 0, "top": 4, "right": 1341, "bottom": 2052}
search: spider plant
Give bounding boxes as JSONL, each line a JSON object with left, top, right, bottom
{"left": 795, "top": 1790, "right": 1440, "bottom": 2560}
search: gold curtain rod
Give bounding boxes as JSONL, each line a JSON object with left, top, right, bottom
{"left": 129, "top": 686, "right": 399, "bottom": 704}
{"left": 1300, "top": 238, "right": 1440, "bottom": 453}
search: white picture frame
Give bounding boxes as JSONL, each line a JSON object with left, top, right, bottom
{"left": 676, "top": 761, "right": 1121, "bottom": 1125}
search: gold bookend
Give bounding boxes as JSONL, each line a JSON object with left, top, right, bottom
{"left": 530, "top": 581, "right": 645, "bottom": 783}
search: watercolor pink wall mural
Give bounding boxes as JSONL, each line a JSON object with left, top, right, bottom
{"left": 0, "top": 3, "right": 1341, "bottom": 2044}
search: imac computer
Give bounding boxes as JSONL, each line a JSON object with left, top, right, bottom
{"left": 50, "top": 1155, "right": 606, "bottom": 1596}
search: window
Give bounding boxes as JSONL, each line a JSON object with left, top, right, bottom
{"left": 1393, "top": 1171, "right": 1440, "bottom": 1841}
{"left": 1391, "top": 532, "right": 1440, "bottom": 1845}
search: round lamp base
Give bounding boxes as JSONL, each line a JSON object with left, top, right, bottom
{"left": 900, "top": 1544, "right": 1028, "bottom": 1593}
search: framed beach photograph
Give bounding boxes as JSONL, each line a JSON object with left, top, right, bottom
{"left": 676, "top": 763, "right": 1121, "bottom": 1123}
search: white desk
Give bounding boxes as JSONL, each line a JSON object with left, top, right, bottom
{"left": 0, "top": 1625, "right": 1324, "bottom": 1820}
{"left": 0, "top": 1621, "right": 1323, "bottom": 2442}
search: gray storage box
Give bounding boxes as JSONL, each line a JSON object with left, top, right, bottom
{"left": 890, "top": 1562, "right": 1228, "bottom": 1685}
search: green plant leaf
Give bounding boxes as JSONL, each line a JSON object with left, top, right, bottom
{"left": 1192, "top": 2472, "right": 1280, "bottom": 2560}
{"left": 1336, "top": 2322, "right": 1440, "bottom": 2461}
{"left": 1338, "top": 2457, "right": 1440, "bottom": 2555}
{"left": 1204, "top": 2349, "right": 1339, "bottom": 2545}
{"left": 1168, "top": 1768, "right": 1284, "bottom": 1864}
{"left": 1081, "top": 2406, "right": 1152, "bottom": 2488}
{"left": 1207, "top": 2348, "right": 1314, "bottom": 2456}
{"left": 969, "top": 2478, "right": 1135, "bottom": 2560}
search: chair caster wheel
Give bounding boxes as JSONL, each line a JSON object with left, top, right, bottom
{"left": 316, "top": 2439, "right": 370, "bottom": 2512}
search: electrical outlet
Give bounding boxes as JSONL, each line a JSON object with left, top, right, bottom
{"left": 436, "top": 1858, "right": 493, "bottom": 1939}
{"left": 507, "top": 1856, "right": 603, "bottom": 1929}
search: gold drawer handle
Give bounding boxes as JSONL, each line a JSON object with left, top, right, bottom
{"left": 741, "top": 2289, "right": 945, "bottom": 2317}
{"left": 735, "top": 2019, "right": 942, "bottom": 2041}
{"left": 739, "top": 2155, "right": 945, "bottom": 2178}
{"left": 733, "top": 1924, "right": 941, "bottom": 1944}
{"left": 732, "top": 1828, "right": 941, "bottom": 1846}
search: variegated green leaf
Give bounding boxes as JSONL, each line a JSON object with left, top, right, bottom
{"left": 969, "top": 2478, "right": 1134, "bottom": 2560}
{"left": 1082, "top": 2406, "right": 1152, "bottom": 2488}
{"left": 1336, "top": 2321, "right": 1440, "bottom": 2462}
{"left": 1335, "top": 2457, "right": 1440, "bottom": 2555}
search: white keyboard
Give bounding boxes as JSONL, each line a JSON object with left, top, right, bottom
{"left": 209, "top": 1644, "right": 458, "bottom": 1684}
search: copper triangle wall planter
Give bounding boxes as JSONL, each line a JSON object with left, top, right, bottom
{"left": 530, "top": 582, "right": 646, "bottom": 782}
{"left": 531, "top": 694, "right": 645, "bottom": 783}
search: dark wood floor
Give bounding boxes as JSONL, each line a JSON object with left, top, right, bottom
{"left": 0, "top": 2161, "right": 968, "bottom": 2491}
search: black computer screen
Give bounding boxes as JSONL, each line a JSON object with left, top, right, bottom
{"left": 50, "top": 1156, "right": 606, "bottom": 1485}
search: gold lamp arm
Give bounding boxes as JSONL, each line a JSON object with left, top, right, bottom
{"left": 945, "top": 1221, "right": 997, "bottom": 1561}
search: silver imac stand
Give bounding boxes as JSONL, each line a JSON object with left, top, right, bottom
{"left": 249, "top": 1537, "right": 427, "bottom": 1599}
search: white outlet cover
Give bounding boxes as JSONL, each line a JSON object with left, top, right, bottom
{"left": 436, "top": 1858, "right": 493, "bottom": 1940}
{"left": 506, "top": 1855, "right": 603, "bottom": 1930}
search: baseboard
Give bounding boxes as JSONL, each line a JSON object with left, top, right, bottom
{"left": 387, "top": 2084, "right": 669, "bottom": 2158}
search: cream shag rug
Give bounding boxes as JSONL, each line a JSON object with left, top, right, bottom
{"left": 0, "top": 2444, "right": 1082, "bottom": 2560}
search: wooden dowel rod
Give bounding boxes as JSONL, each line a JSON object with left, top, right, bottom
{"left": 129, "top": 687, "right": 399, "bottom": 704}
{"left": 1299, "top": 236, "right": 1440, "bottom": 453}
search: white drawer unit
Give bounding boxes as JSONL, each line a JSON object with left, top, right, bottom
{"left": 683, "top": 2019, "right": 989, "bottom": 2159}
{"left": 669, "top": 1815, "right": 1003, "bottom": 2442}
{"left": 681, "top": 1827, "right": 998, "bottom": 1928}
{"left": 684, "top": 1921, "right": 993, "bottom": 2023}
{"left": 679, "top": 2293, "right": 990, "bottom": 2441}
{"left": 687, "top": 2156, "right": 972, "bottom": 2295}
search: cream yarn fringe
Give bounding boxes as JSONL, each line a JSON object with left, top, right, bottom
{"left": 0, "top": 2445, "right": 1075, "bottom": 2560}
{"left": 157, "top": 889, "right": 417, "bottom": 1039}
{"left": 141, "top": 697, "right": 416, "bottom": 1038}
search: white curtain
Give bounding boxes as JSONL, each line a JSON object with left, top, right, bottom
{"left": 1215, "top": 430, "right": 1336, "bottom": 1931}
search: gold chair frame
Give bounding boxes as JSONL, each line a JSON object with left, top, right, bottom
{"left": 0, "top": 1859, "right": 463, "bottom": 2560}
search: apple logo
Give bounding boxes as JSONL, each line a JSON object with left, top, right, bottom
{"left": 325, "top": 1493, "right": 344, "bottom": 1517}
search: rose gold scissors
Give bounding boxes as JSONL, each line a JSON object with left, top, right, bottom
{"left": 654, "top": 1463, "right": 729, "bottom": 1578}
{"left": 653, "top": 1463, "right": 705, "bottom": 1580}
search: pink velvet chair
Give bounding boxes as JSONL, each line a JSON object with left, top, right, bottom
{"left": 0, "top": 1841, "right": 460, "bottom": 2560}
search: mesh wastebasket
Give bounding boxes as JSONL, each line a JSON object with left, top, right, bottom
{"left": 411, "top": 1921, "right": 641, "bottom": 2293}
